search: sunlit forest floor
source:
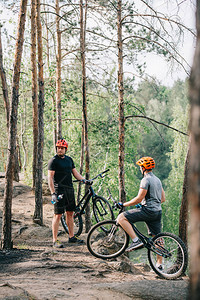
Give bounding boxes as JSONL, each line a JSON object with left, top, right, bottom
{"left": 0, "top": 179, "right": 189, "bottom": 300}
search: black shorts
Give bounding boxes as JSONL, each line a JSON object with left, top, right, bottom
{"left": 123, "top": 206, "right": 162, "bottom": 236}
{"left": 54, "top": 187, "right": 76, "bottom": 214}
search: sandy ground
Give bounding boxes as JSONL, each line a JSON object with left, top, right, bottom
{"left": 0, "top": 181, "right": 189, "bottom": 300}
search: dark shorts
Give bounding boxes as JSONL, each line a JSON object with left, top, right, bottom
{"left": 54, "top": 187, "right": 76, "bottom": 214}
{"left": 123, "top": 206, "right": 162, "bottom": 236}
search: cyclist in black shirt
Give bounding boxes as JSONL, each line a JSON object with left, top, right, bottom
{"left": 48, "top": 139, "right": 85, "bottom": 248}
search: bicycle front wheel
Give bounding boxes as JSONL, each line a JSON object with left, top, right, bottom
{"left": 61, "top": 212, "right": 83, "bottom": 237}
{"left": 148, "top": 232, "right": 188, "bottom": 279}
{"left": 87, "top": 220, "right": 129, "bottom": 259}
{"left": 93, "top": 196, "right": 114, "bottom": 223}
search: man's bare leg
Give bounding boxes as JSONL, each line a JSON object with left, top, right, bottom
{"left": 117, "top": 213, "right": 137, "bottom": 239}
{"left": 52, "top": 214, "right": 62, "bottom": 243}
{"left": 66, "top": 211, "right": 74, "bottom": 238}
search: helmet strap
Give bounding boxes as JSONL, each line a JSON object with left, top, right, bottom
{"left": 141, "top": 166, "right": 146, "bottom": 177}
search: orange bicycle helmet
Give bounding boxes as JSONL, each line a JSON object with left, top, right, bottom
{"left": 56, "top": 139, "right": 68, "bottom": 149}
{"left": 136, "top": 157, "right": 155, "bottom": 170}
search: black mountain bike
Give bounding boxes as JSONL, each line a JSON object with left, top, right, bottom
{"left": 87, "top": 191, "right": 188, "bottom": 280}
{"left": 61, "top": 169, "right": 114, "bottom": 236}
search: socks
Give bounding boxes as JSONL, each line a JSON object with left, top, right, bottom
{"left": 133, "top": 237, "right": 139, "bottom": 242}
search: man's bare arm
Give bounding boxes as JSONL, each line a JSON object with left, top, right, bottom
{"left": 161, "top": 188, "right": 165, "bottom": 203}
{"left": 123, "top": 188, "right": 147, "bottom": 207}
{"left": 48, "top": 170, "right": 55, "bottom": 194}
{"left": 72, "top": 168, "right": 85, "bottom": 181}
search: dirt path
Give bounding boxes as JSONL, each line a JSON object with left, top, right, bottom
{"left": 0, "top": 183, "right": 189, "bottom": 300}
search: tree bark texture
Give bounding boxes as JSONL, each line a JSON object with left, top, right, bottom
{"left": 117, "top": 0, "right": 126, "bottom": 203}
{"left": 56, "top": 0, "right": 62, "bottom": 139}
{"left": 1, "top": 0, "right": 28, "bottom": 249}
{"left": 31, "top": 0, "right": 38, "bottom": 189}
{"left": 34, "top": 0, "right": 44, "bottom": 225}
{"left": 0, "top": 26, "right": 10, "bottom": 130}
{"left": 80, "top": 0, "right": 91, "bottom": 232}
{"left": 179, "top": 139, "right": 190, "bottom": 247}
{"left": 77, "top": 119, "right": 84, "bottom": 204}
{"left": 188, "top": 2, "right": 200, "bottom": 298}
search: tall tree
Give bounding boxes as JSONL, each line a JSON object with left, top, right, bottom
{"left": 56, "top": 0, "right": 62, "bottom": 139}
{"left": 80, "top": 0, "right": 91, "bottom": 232}
{"left": 188, "top": 1, "right": 200, "bottom": 298}
{"left": 117, "top": 0, "right": 126, "bottom": 203}
{"left": 31, "top": 0, "right": 38, "bottom": 189}
{"left": 0, "top": 25, "right": 20, "bottom": 183}
{"left": 178, "top": 140, "right": 190, "bottom": 247}
{"left": 1, "top": 0, "right": 28, "bottom": 249}
{"left": 33, "top": 0, "right": 45, "bottom": 225}
{"left": 0, "top": 26, "right": 10, "bottom": 130}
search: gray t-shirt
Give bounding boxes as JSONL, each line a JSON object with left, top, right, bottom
{"left": 140, "top": 172, "right": 162, "bottom": 211}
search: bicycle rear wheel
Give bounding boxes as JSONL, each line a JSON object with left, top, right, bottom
{"left": 87, "top": 220, "right": 129, "bottom": 259}
{"left": 93, "top": 196, "right": 114, "bottom": 223}
{"left": 61, "top": 212, "right": 83, "bottom": 237}
{"left": 148, "top": 232, "right": 188, "bottom": 279}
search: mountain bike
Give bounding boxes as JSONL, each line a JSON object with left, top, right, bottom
{"left": 87, "top": 190, "right": 188, "bottom": 280}
{"left": 61, "top": 169, "right": 114, "bottom": 236}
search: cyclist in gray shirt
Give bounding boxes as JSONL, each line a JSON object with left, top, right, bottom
{"left": 117, "top": 157, "right": 165, "bottom": 268}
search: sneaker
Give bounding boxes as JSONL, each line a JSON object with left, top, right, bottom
{"left": 156, "top": 263, "right": 163, "bottom": 271}
{"left": 68, "top": 235, "right": 84, "bottom": 244}
{"left": 53, "top": 240, "right": 64, "bottom": 248}
{"left": 126, "top": 239, "right": 143, "bottom": 252}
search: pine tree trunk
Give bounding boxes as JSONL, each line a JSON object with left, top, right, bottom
{"left": 56, "top": 0, "right": 62, "bottom": 139}
{"left": 80, "top": 0, "right": 91, "bottom": 232}
{"left": 179, "top": 139, "right": 190, "bottom": 247}
{"left": 188, "top": 2, "right": 200, "bottom": 298}
{"left": 117, "top": 0, "right": 126, "bottom": 203}
{"left": 77, "top": 119, "right": 84, "bottom": 203}
{"left": 31, "top": 0, "right": 38, "bottom": 189}
{"left": 0, "top": 27, "right": 10, "bottom": 130}
{"left": 33, "top": 0, "right": 44, "bottom": 225}
{"left": 1, "top": 0, "right": 28, "bottom": 249}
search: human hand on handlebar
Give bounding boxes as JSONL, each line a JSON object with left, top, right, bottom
{"left": 82, "top": 179, "right": 93, "bottom": 185}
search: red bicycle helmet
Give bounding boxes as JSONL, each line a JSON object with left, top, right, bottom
{"left": 136, "top": 157, "right": 155, "bottom": 170}
{"left": 56, "top": 139, "right": 68, "bottom": 149}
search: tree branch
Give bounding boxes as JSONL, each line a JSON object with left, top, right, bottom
{"left": 125, "top": 114, "right": 188, "bottom": 136}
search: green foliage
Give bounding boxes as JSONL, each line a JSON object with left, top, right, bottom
{"left": 0, "top": 2, "right": 191, "bottom": 242}
{"left": 162, "top": 101, "right": 189, "bottom": 234}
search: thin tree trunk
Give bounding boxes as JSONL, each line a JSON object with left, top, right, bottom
{"left": 80, "top": 0, "right": 90, "bottom": 232}
{"left": 43, "top": 0, "right": 50, "bottom": 75}
{"left": 31, "top": 0, "right": 38, "bottom": 189}
{"left": 56, "top": 0, "right": 62, "bottom": 139}
{"left": 117, "top": 0, "right": 126, "bottom": 203}
{"left": 0, "top": 26, "right": 10, "bottom": 130}
{"left": 33, "top": 0, "right": 44, "bottom": 225}
{"left": 1, "top": 0, "right": 28, "bottom": 249}
{"left": 188, "top": 1, "right": 200, "bottom": 298}
{"left": 179, "top": 138, "right": 190, "bottom": 247}
{"left": 77, "top": 119, "right": 84, "bottom": 204}
{"left": 52, "top": 94, "right": 57, "bottom": 150}
{"left": 0, "top": 24, "right": 20, "bottom": 183}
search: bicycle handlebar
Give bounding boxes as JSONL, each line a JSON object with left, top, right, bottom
{"left": 73, "top": 169, "right": 110, "bottom": 184}
{"left": 107, "top": 188, "right": 124, "bottom": 213}
{"left": 91, "top": 169, "right": 110, "bottom": 180}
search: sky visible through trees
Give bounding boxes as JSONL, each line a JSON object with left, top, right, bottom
{"left": 0, "top": 0, "right": 196, "bottom": 86}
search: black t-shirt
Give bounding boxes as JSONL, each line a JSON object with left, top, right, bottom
{"left": 48, "top": 154, "right": 75, "bottom": 192}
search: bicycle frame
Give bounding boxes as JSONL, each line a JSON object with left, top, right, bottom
{"left": 74, "top": 169, "right": 110, "bottom": 217}
{"left": 108, "top": 189, "right": 172, "bottom": 259}
{"left": 131, "top": 224, "right": 172, "bottom": 258}
{"left": 75, "top": 186, "right": 95, "bottom": 216}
